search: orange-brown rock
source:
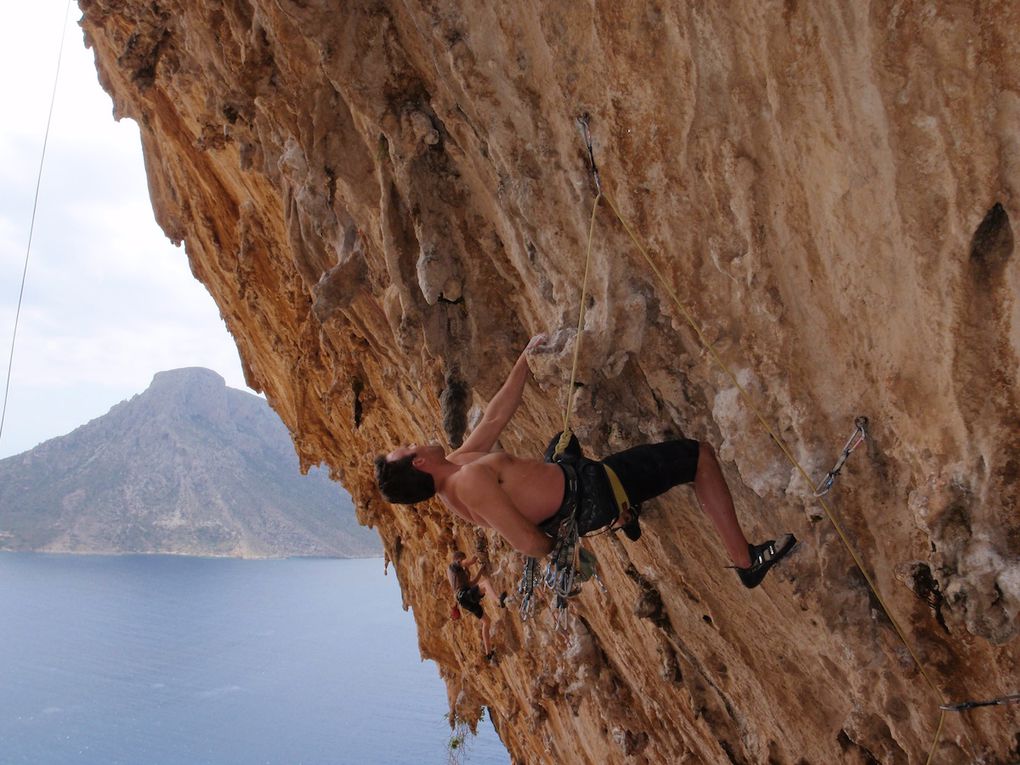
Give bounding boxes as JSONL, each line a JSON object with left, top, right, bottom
{"left": 79, "top": 1, "right": 1019, "bottom": 762}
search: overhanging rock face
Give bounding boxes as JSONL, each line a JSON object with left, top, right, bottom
{"left": 80, "top": 2, "right": 1019, "bottom": 762}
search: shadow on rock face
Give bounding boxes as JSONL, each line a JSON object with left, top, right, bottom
{"left": 441, "top": 371, "right": 469, "bottom": 448}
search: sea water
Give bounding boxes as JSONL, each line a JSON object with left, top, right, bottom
{"left": 0, "top": 553, "right": 509, "bottom": 765}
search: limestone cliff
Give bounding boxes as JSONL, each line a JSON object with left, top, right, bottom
{"left": 78, "top": 1, "right": 1019, "bottom": 762}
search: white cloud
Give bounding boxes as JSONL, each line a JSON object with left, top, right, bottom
{"left": 0, "top": 1, "right": 252, "bottom": 459}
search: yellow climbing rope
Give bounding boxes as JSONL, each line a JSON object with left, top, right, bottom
{"left": 554, "top": 190, "right": 602, "bottom": 460}
{"left": 558, "top": 170, "right": 949, "bottom": 762}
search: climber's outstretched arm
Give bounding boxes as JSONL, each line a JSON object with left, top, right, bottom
{"left": 451, "top": 334, "right": 546, "bottom": 457}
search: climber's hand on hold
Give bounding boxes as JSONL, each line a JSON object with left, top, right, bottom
{"left": 524, "top": 333, "right": 548, "bottom": 354}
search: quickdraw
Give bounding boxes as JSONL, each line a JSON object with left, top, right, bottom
{"left": 814, "top": 416, "right": 869, "bottom": 496}
{"left": 518, "top": 501, "right": 582, "bottom": 627}
{"left": 518, "top": 528, "right": 606, "bottom": 629}
{"left": 545, "top": 513, "right": 582, "bottom": 628}
{"left": 577, "top": 113, "right": 602, "bottom": 195}
{"left": 517, "top": 555, "right": 539, "bottom": 621}
{"left": 939, "top": 693, "right": 1020, "bottom": 712}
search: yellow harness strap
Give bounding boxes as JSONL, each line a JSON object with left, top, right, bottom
{"left": 603, "top": 464, "right": 631, "bottom": 514}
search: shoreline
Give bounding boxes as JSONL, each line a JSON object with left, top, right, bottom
{"left": 0, "top": 549, "right": 384, "bottom": 562}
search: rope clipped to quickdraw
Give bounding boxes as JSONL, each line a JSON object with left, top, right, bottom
{"left": 542, "top": 120, "right": 611, "bottom": 625}
{"left": 553, "top": 114, "right": 603, "bottom": 462}
{"left": 940, "top": 693, "right": 1020, "bottom": 712}
{"left": 578, "top": 113, "right": 603, "bottom": 195}
{"left": 814, "top": 416, "right": 869, "bottom": 496}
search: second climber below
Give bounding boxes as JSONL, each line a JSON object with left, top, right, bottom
{"left": 375, "top": 334, "right": 796, "bottom": 589}
{"left": 447, "top": 550, "right": 507, "bottom": 661}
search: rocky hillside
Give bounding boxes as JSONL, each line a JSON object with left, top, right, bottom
{"left": 78, "top": 2, "right": 1018, "bottom": 763}
{"left": 0, "top": 367, "right": 379, "bottom": 558}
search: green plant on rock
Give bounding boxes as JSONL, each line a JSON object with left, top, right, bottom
{"left": 445, "top": 710, "right": 477, "bottom": 765}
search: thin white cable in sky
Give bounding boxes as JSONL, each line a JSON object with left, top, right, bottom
{"left": 0, "top": 0, "right": 73, "bottom": 447}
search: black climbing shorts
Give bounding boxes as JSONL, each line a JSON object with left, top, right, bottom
{"left": 602, "top": 439, "right": 701, "bottom": 505}
{"left": 540, "top": 434, "right": 701, "bottom": 536}
{"left": 456, "top": 586, "right": 485, "bottom": 619}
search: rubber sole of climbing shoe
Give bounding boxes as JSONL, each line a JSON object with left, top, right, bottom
{"left": 738, "top": 533, "right": 798, "bottom": 589}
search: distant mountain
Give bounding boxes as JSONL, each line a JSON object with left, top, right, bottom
{"left": 0, "top": 368, "right": 379, "bottom": 558}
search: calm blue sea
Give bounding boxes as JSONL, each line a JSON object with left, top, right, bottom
{"left": 0, "top": 553, "right": 509, "bottom": 765}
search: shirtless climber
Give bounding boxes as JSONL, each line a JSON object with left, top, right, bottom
{"left": 447, "top": 551, "right": 507, "bottom": 660}
{"left": 375, "top": 334, "right": 796, "bottom": 589}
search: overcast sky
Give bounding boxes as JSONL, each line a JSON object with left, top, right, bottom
{"left": 0, "top": 2, "right": 250, "bottom": 459}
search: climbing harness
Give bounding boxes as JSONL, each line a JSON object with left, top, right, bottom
{"left": 1, "top": 0, "right": 73, "bottom": 447}
{"left": 813, "top": 416, "right": 869, "bottom": 496}
{"left": 603, "top": 464, "right": 633, "bottom": 517}
{"left": 518, "top": 452, "right": 611, "bottom": 626}
{"left": 940, "top": 693, "right": 1020, "bottom": 713}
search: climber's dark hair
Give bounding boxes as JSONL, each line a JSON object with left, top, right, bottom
{"left": 374, "top": 454, "right": 436, "bottom": 504}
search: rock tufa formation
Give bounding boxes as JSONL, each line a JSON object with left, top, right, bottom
{"left": 78, "top": 2, "right": 1018, "bottom": 762}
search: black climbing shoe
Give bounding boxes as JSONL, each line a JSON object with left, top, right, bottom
{"left": 620, "top": 506, "right": 642, "bottom": 542}
{"left": 737, "top": 534, "right": 797, "bottom": 589}
{"left": 498, "top": 591, "right": 508, "bottom": 608}
{"left": 484, "top": 651, "right": 496, "bottom": 663}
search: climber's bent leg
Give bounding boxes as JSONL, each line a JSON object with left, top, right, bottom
{"left": 601, "top": 439, "right": 700, "bottom": 504}
{"left": 477, "top": 575, "right": 507, "bottom": 608}
{"left": 479, "top": 613, "right": 492, "bottom": 656}
{"left": 691, "top": 442, "right": 752, "bottom": 568}
{"left": 603, "top": 439, "right": 752, "bottom": 567}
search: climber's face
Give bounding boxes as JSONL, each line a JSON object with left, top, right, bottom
{"left": 386, "top": 443, "right": 444, "bottom": 467}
